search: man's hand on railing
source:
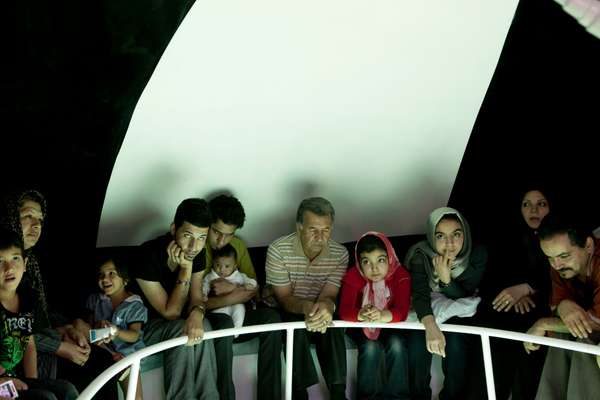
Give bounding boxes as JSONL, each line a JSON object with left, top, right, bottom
{"left": 305, "top": 301, "right": 333, "bottom": 333}
{"left": 557, "top": 300, "right": 593, "bottom": 339}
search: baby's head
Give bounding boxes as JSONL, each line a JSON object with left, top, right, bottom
{"left": 356, "top": 234, "right": 389, "bottom": 282}
{"left": 97, "top": 255, "right": 130, "bottom": 297}
{"left": 212, "top": 244, "right": 238, "bottom": 278}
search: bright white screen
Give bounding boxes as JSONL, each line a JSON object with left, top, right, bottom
{"left": 98, "top": 1, "right": 518, "bottom": 247}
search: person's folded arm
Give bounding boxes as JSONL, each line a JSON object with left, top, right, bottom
{"left": 339, "top": 278, "right": 362, "bottom": 321}
{"left": 409, "top": 255, "right": 434, "bottom": 320}
{"left": 273, "top": 284, "right": 313, "bottom": 316}
{"left": 137, "top": 278, "right": 189, "bottom": 320}
{"left": 389, "top": 273, "right": 412, "bottom": 322}
{"left": 206, "top": 287, "right": 257, "bottom": 310}
{"left": 23, "top": 336, "right": 38, "bottom": 378}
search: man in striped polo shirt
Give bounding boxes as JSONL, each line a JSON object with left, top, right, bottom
{"left": 266, "top": 197, "right": 349, "bottom": 400}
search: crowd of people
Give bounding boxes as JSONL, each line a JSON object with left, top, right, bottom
{"left": 0, "top": 189, "right": 598, "bottom": 400}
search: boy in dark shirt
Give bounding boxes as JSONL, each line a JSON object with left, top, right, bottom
{"left": 0, "top": 226, "right": 78, "bottom": 399}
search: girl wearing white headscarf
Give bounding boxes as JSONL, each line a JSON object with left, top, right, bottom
{"left": 405, "top": 207, "right": 487, "bottom": 400}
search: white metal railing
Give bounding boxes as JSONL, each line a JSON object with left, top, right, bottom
{"left": 78, "top": 321, "right": 600, "bottom": 400}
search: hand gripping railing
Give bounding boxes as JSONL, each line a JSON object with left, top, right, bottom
{"left": 78, "top": 321, "right": 600, "bottom": 400}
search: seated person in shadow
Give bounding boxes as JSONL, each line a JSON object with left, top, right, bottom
{"left": 2, "top": 189, "right": 118, "bottom": 399}
{"left": 0, "top": 226, "right": 79, "bottom": 400}
{"left": 478, "top": 185, "right": 555, "bottom": 400}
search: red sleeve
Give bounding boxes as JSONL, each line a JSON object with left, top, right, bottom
{"left": 387, "top": 268, "right": 411, "bottom": 322}
{"left": 339, "top": 268, "right": 364, "bottom": 322}
{"left": 549, "top": 268, "right": 573, "bottom": 309}
{"left": 588, "top": 259, "right": 600, "bottom": 320}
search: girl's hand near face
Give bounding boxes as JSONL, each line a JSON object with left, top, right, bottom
{"left": 432, "top": 252, "right": 452, "bottom": 284}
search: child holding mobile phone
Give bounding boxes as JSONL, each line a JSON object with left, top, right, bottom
{"left": 82, "top": 256, "right": 147, "bottom": 400}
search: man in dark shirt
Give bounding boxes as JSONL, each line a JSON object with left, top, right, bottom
{"left": 135, "top": 198, "right": 218, "bottom": 400}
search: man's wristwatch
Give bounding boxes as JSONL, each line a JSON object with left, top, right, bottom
{"left": 176, "top": 279, "right": 191, "bottom": 286}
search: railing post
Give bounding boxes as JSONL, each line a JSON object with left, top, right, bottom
{"left": 480, "top": 333, "right": 496, "bottom": 400}
{"left": 125, "top": 360, "right": 140, "bottom": 400}
{"left": 285, "top": 327, "right": 295, "bottom": 400}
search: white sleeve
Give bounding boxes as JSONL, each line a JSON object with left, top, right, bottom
{"left": 240, "top": 272, "right": 257, "bottom": 288}
{"left": 202, "top": 274, "right": 213, "bottom": 297}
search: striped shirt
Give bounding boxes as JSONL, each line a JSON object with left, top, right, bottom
{"left": 266, "top": 232, "right": 349, "bottom": 301}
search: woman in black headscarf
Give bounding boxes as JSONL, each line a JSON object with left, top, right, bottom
{"left": 1, "top": 189, "right": 118, "bottom": 398}
{"left": 478, "top": 185, "right": 554, "bottom": 400}
{"left": 2, "top": 190, "right": 61, "bottom": 375}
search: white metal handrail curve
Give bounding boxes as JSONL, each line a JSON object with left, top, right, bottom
{"left": 78, "top": 321, "right": 600, "bottom": 400}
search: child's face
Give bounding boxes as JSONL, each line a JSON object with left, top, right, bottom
{"left": 434, "top": 218, "right": 464, "bottom": 259}
{"left": 0, "top": 246, "right": 26, "bottom": 291}
{"left": 359, "top": 248, "right": 389, "bottom": 282}
{"left": 98, "top": 261, "right": 127, "bottom": 296}
{"left": 213, "top": 255, "right": 237, "bottom": 278}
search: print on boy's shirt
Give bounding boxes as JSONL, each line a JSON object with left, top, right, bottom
{"left": 1, "top": 311, "right": 34, "bottom": 376}
{"left": 5, "top": 314, "right": 34, "bottom": 333}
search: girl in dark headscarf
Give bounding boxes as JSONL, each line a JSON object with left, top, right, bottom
{"left": 339, "top": 232, "right": 411, "bottom": 399}
{"left": 405, "top": 207, "right": 487, "bottom": 400}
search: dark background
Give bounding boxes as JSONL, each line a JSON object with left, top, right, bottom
{"left": 2, "top": 0, "right": 597, "bottom": 312}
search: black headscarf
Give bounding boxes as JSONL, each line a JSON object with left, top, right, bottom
{"left": 1, "top": 189, "right": 50, "bottom": 329}
{"left": 512, "top": 185, "right": 554, "bottom": 304}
